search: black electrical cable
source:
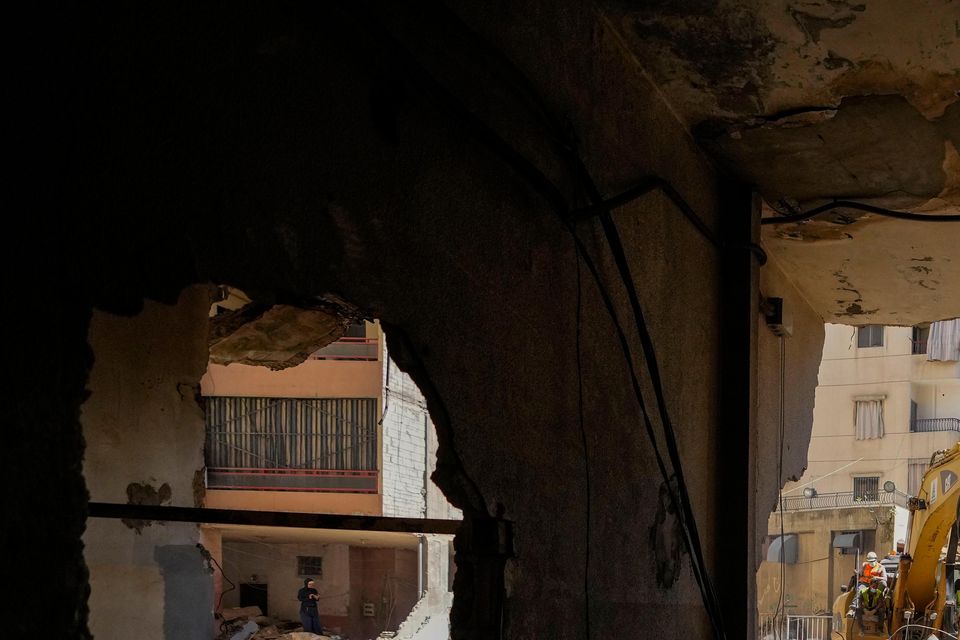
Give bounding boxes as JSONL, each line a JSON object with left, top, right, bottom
{"left": 197, "top": 543, "right": 236, "bottom": 632}
{"left": 761, "top": 200, "right": 960, "bottom": 225}
{"left": 349, "top": 10, "right": 728, "bottom": 636}
{"left": 774, "top": 336, "right": 786, "bottom": 640}
{"left": 547, "top": 116, "right": 727, "bottom": 638}
{"left": 572, "top": 176, "right": 720, "bottom": 244}
{"left": 574, "top": 241, "right": 591, "bottom": 640}
{"left": 569, "top": 174, "right": 729, "bottom": 640}
{"left": 568, "top": 176, "right": 767, "bottom": 266}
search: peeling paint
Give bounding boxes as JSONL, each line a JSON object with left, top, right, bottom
{"left": 838, "top": 302, "right": 878, "bottom": 316}
{"left": 123, "top": 481, "right": 173, "bottom": 533}
{"left": 790, "top": 10, "right": 857, "bottom": 45}
{"left": 829, "top": 61, "right": 960, "bottom": 120}
{"left": 625, "top": 4, "right": 779, "bottom": 117}
{"left": 822, "top": 51, "right": 855, "bottom": 70}
{"left": 649, "top": 479, "right": 685, "bottom": 589}
{"left": 193, "top": 469, "right": 205, "bottom": 508}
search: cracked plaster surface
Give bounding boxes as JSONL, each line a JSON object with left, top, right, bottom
{"left": 603, "top": 0, "right": 960, "bottom": 124}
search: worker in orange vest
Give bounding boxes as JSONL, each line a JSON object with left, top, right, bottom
{"left": 847, "top": 551, "right": 887, "bottom": 617}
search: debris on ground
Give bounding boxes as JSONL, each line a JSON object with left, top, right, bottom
{"left": 221, "top": 606, "right": 264, "bottom": 621}
{"left": 214, "top": 609, "right": 342, "bottom": 640}
{"left": 229, "top": 620, "right": 259, "bottom": 640}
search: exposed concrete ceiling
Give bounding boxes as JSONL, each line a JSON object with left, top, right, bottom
{"left": 598, "top": 0, "right": 960, "bottom": 323}
{"left": 604, "top": 0, "right": 959, "bottom": 125}
{"left": 763, "top": 212, "right": 960, "bottom": 324}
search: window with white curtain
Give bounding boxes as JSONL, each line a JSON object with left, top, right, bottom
{"left": 908, "top": 459, "right": 929, "bottom": 496}
{"left": 927, "top": 318, "right": 960, "bottom": 361}
{"left": 855, "top": 396, "right": 885, "bottom": 440}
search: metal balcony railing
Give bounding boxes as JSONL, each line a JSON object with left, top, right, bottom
{"left": 910, "top": 417, "right": 960, "bottom": 433}
{"left": 758, "top": 614, "right": 834, "bottom": 640}
{"left": 774, "top": 490, "right": 909, "bottom": 512}
{"left": 911, "top": 338, "right": 928, "bottom": 355}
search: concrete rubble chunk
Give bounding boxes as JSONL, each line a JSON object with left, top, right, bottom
{"left": 230, "top": 620, "right": 260, "bottom": 640}
{"left": 280, "top": 633, "right": 329, "bottom": 640}
{"left": 251, "top": 624, "right": 282, "bottom": 639}
{"left": 209, "top": 303, "right": 350, "bottom": 370}
{"left": 221, "top": 605, "right": 264, "bottom": 621}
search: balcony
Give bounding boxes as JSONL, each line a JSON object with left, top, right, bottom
{"left": 206, "top": 467, "right": 378, "bottom": 493}
{"left": 910, "top": 417, "right": 960, "bottom": 433}
{"left": 205, "top": 396, "right": 379, "bottom": 492}
{"left": 773, "top": 490, "right": 909, "bottom": 513}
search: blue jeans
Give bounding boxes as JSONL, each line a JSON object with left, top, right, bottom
{"left": 300, "top": 609, "right": 322, "bottom": 634}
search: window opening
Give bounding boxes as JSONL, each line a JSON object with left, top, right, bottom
{"left": 854, "top": 398, "right": 885, "bottom": 440}
{"left": 857, "top": 325, "right": 884, "bottom": 348}
{"left": 912, "top": 325, "right": 930, "bottom": 354}
{"left": 853, "top": 477, "right": 879, "bottom": 502}
{"left": 297, "top": 556, "right": 323, "bottom": 577}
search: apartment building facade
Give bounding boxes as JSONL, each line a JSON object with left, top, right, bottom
{"left": 81, "top": 287, "right": 457, "bottom": 640}
{"left": 757, "top": 320, "right": 960, "bottom": 618}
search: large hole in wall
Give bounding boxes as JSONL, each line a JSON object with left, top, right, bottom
{"left": 755, "top": 317, "right": 960, "bottom": 637}
{"left": 81, "top": 284, "right": 462, "bottom": 640}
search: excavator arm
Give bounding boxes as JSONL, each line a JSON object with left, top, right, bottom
{"left": 831, "top": 442, "right": 960, "bottom": 639}
{"left": 889, "top": 443, "right": 960, "bottom": 638}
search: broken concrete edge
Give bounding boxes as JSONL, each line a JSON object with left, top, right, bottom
{"left": 207, "top": 292, "right": 374, "bottom": 370}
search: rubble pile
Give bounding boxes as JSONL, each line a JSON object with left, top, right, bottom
{"left": 215, "top": 606, "right": 343, "bottom": 640}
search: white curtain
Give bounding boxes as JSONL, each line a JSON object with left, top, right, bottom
{"left": 927, "top": 318, "right": 960, "bottom": 362}
{"left": 908, "top": 459, "right": 928, "bottom": 496}
{"left": 855, "top": 399, "right": 884, "bottom": 440}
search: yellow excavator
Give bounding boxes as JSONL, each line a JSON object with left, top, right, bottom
{"left": 831, "top": 442, "right": 960, "bottom": 639}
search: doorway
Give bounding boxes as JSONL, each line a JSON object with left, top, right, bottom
{"left": 240, "top": 583, "right": 268, "bottom": 616}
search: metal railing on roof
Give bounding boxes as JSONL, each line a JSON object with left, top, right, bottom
{"left": 774, "top": 490, "right": 909, "bottom": 512}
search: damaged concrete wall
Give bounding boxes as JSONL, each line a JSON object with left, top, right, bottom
{"left": 381, "top": 350, "right": 429, "bottom": 519}
{"left": 755, "top": 257, "right": 825, "bottom": 571}
{"left": 750, "top": 259, "right": 824, "bottom": 613}
{"left": 81, "top": 286, "right": 214, "bottom": 640}
{"left": 12, "top": 3, "right": 838, "bottom": 638}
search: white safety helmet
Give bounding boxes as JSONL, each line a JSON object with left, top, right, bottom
{"left": 866, "top": 551, "right": 878, "bottom": 561}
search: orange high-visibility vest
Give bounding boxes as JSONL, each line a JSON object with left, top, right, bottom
{"left": 860, "top": 562, "right": 882, "bottom": 584}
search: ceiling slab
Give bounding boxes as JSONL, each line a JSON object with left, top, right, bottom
{"left": 698, "top": 96, "right": 953, "bottom": 210}
{"left": 762, "top": 212, "right": 960, "bottom": 324}
{"left": 602, "top": 0, "right": 960, "bottom": 124}
{"left": 595, "top": 1, "right": 959, "bottom": 323}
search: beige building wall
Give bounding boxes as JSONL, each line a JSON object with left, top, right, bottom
{"left": 789, "top": 324, "right": 960, "bottom": 499}
{"left": 758, "top": 508, "right": 892, "bottom": 615}
{"left": 201, "top": 360, "right": 382, "bottom": 399}
{"left": 758, "top": 321, "right": 960, "bottom": 619}
{"left": 201, "top": 321, "right": 384, "bottom": 516}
